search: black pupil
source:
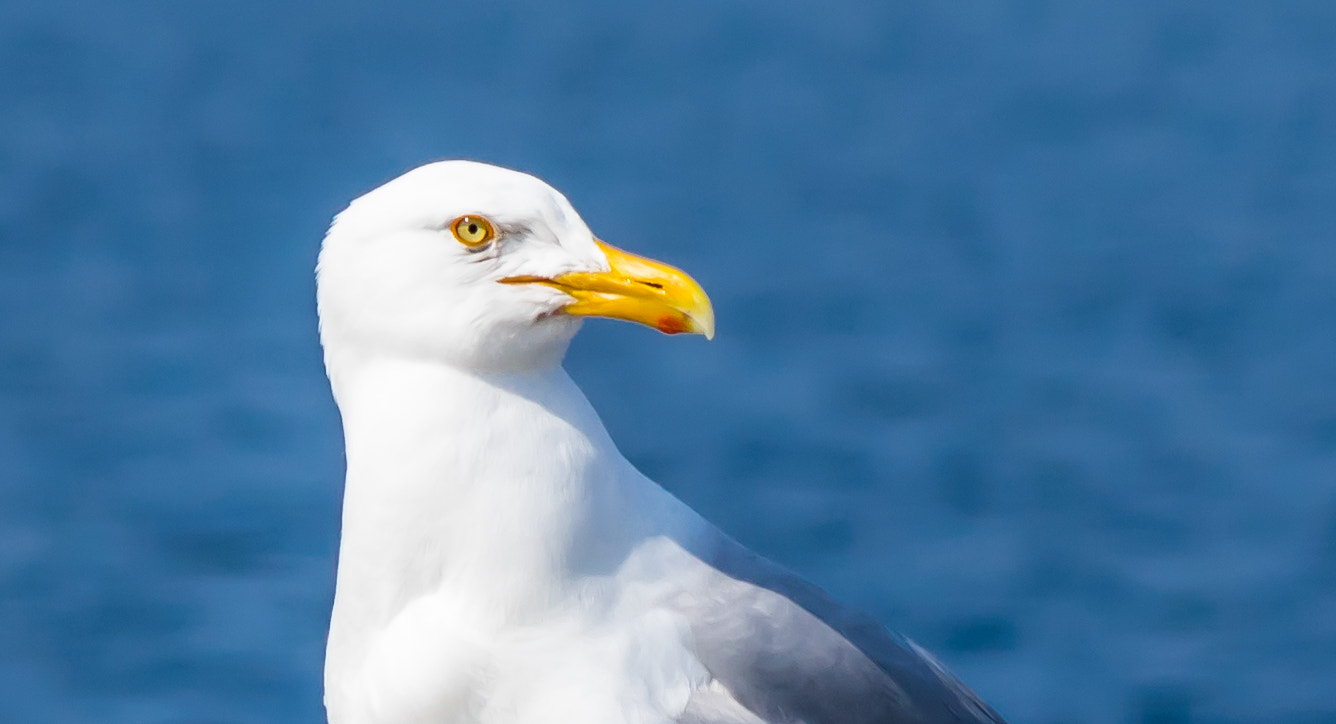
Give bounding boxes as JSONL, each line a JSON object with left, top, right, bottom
{"left": 468, "top": 224, "right": 478, "bottom": 235}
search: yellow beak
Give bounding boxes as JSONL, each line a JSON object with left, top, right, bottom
{"left": 500, "top": 240, "right": 715, "bottom": 339}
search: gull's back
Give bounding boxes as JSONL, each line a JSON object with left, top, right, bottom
{"left": 668, "top": 529, "right": 1007, "bottom": 724}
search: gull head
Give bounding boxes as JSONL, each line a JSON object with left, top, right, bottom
{"left": 317, "top": 161, "right": 713, "bottom": 374}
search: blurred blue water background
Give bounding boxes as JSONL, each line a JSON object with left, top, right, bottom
{"left": 2, "top": 1, "right": 1334, "bottom": 722}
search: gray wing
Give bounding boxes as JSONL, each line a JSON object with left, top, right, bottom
{"left": 666, "top": 534, "right": 1006, "bottom": 724}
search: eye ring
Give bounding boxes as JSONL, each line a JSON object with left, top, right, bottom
{"left": 450, "top": 215, "right": 496, "bottom": 248}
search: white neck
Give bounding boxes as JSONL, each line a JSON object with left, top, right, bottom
{"left": 326, "top": 354, "right": 696, "bottom": 636}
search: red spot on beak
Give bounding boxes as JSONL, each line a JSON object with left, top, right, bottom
{"left": 656, "top": 315, "right": 690, "bottom": 335}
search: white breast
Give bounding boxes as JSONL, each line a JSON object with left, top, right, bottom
{"left": 323, "top": 356, "right": 712, "bottom": 724}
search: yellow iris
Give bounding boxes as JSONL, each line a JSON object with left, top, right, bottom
{"left": 451, "top": 215, "right": 495, "bottom": 247}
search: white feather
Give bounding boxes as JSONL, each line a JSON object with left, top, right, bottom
{"left": 317, "top": 161, "right": 1006, "bottom": 724}
{"left": 319, "top": 162, "right": 715, "bottom": 724}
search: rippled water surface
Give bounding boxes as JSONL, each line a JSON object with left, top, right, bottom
{"left": 2, "top": 2, "right": 1334, "bottom": 722}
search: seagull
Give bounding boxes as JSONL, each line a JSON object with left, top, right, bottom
{"left": 316, "top": 160, "right": 1006, "bottom": 724}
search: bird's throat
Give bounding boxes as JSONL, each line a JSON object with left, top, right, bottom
{"left": 329, "top": 356, "right": 640, "bottom": 625}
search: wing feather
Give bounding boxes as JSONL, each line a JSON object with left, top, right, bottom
{"left": 668, "top": 534, "right": 1006, "bottom": 724}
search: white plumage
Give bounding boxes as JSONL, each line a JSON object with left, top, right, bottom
{"left": 316, "top": 161, "right": 1004, "bottom": 724}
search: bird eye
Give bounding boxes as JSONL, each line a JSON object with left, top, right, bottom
{"left": 450, "top": 215, "right": 496, "bottom": 248}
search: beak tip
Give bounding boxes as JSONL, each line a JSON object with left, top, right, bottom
{"left": 686, "top": 303, "right": 715, "bottom": 341}
{"left": 699, "top": 319, "right": 716, "bottom": 341}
